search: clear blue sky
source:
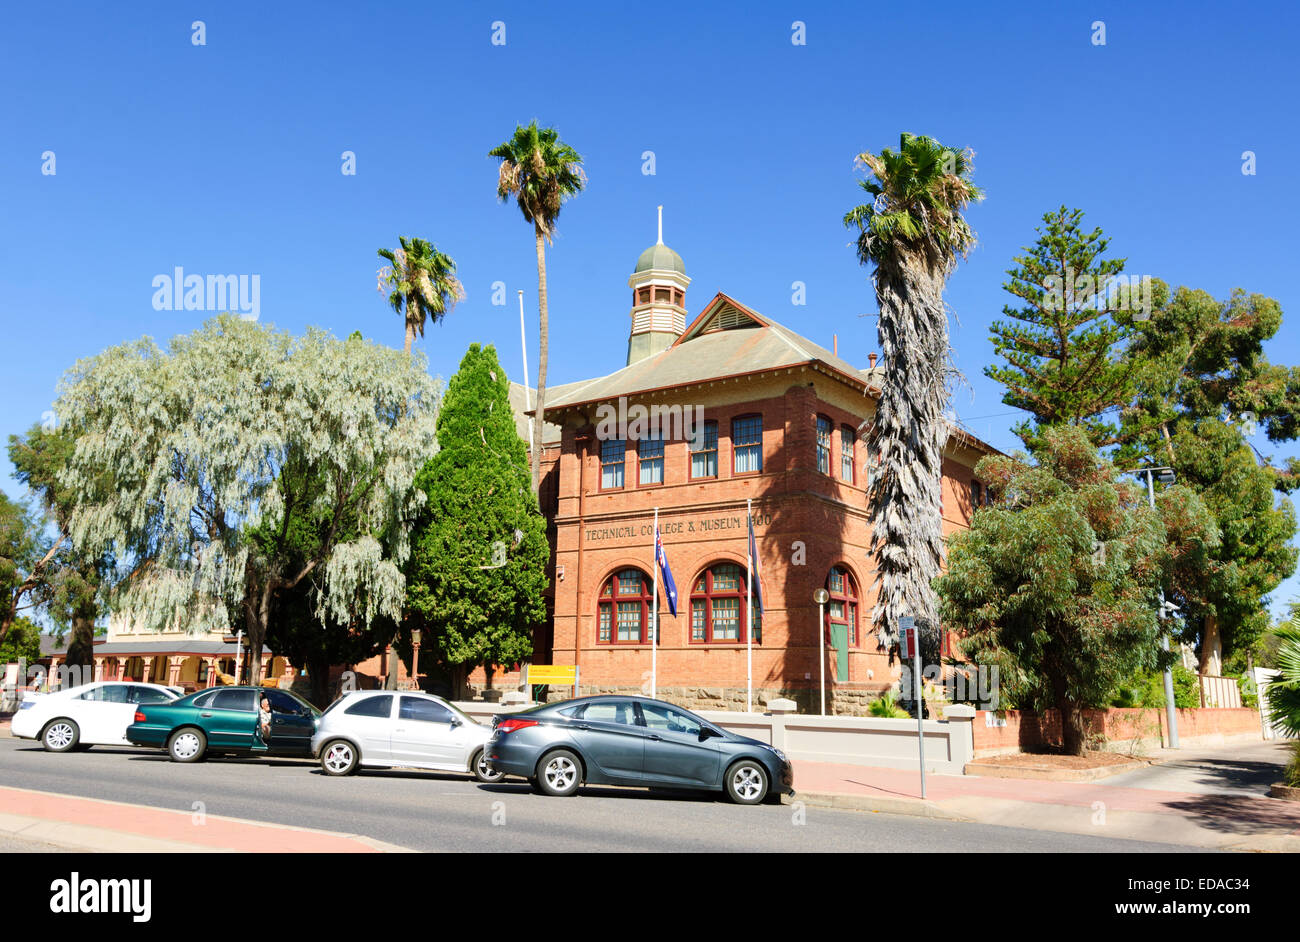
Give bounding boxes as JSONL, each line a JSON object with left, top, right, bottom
{"left": 2, "top": 1, "right": 1298, "bottom": 616}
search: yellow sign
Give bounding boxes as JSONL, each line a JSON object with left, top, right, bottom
{"left": 527, "top": 665, "right": 577, "bottom": 686}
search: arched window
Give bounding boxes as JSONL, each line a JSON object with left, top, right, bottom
{"left": 690, "top": 562, "right": 757, "bottom": 644}
{"left": 597, "top": 568, "right": 652, "bottom": 644}
{"left": 827, "top": 565, "right": 858, "bottom": 647}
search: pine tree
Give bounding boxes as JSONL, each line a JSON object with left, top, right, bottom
{"left": 985, "top": 207, "right": 1154, "bottom": 449}
{"left": 405, "top": 344, "right": 548, "bottom": 695}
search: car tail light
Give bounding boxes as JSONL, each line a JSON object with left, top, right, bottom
{"left": 134, "top": 711, "right": 147, "bottom": 723}
{"left": 496, "top": 718, "right": 538, "bottom": 735}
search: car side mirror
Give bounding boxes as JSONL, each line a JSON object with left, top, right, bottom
{"left": 699, "top": 726, "right": 721, "bottom": 741}
{"left": 450, "top": 717, "right": 462, "bottom": 728}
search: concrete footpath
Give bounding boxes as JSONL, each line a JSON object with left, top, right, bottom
{"left": 0, "top": 785, "right": 413, "bottom": 853}
{"left": 792, "top": 741, "right": 1300, "bottom": 852}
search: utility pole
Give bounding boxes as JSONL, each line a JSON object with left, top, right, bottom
{"left": 1141, "top": 467, "right": 1181, "bottom": 750}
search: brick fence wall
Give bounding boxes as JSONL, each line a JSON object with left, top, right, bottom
{"left": 974, "top": 707, "right": 1263, "bottom": 755}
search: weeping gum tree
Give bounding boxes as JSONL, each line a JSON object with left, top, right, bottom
{"left": 54, "top": 316, "right": 439, "bottom": 682}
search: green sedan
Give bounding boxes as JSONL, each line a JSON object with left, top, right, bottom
{"left": 126, "top": 685, "right": 321, "bottom": 762}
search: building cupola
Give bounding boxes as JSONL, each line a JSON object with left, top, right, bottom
{"left": 627, "top": 206, "right": 690, "bottom": 365}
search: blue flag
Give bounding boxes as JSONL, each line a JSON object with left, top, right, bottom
{"left": 747, "top": 511, "right": 763, "bottom": 615}
{"left": 655, "top": 526, "right": 678, "bottom": 617}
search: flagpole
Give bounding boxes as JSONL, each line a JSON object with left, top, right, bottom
{"left": 651, "top": 507, "right": 659, "bottom": 700}
{"left": 517, "top": 290, "right": 537, "bottom": 456}
{"left": 746, "top": 498, "right": 753, "bottom": 713}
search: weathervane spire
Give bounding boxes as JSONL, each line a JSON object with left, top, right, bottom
{"left": 657, "top": 205, "right": 663, "bottom": 245}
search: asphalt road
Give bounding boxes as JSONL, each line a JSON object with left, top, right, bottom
{"left": 0, "top": 737, "right": 1212, "bottom": 853}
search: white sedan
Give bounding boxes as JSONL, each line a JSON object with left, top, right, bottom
{"left": 12, "top": 681, "right": 181, "bottom": 752}
{"left": 312, "top": 690, "right": 504, "bottom": 782}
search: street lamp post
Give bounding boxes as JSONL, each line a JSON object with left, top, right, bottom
{"left": 813, "top": 589, "right": 830, "bottom": 715}
{"left": 1135, "top": 465, "right": 1181, "bottom": 750}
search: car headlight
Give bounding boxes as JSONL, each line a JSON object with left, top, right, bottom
{"left": 766, "top": 745, "right": 787, "bottom": 762}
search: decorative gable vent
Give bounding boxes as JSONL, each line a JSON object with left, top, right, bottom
{"left": 702, "top": 302, "right": 760, "bottom": 333}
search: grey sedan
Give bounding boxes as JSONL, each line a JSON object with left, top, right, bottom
{"left": 483, "top": 695, "right": 794, "bottom": 805}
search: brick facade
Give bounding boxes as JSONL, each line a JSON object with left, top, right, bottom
{"left": 498, "top": 365, "right": 992, "bottom": 712}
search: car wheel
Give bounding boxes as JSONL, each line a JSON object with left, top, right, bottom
{"left": 535, "top": 749, "right": 582, "bottom": 797}
{"left": 471, "top": 748, "right": 505, "bottom": 783}
{"left": 321, "top": 740, "right": 359, "bottom": 776}
{"left": 168, "top": 728, "right": 206, "bottom": 763}
{"left": 725, "top": 759, "right": 769, "bottom": 805}
{"left": 41, "top": 719, "right": 79, "bottom": 753}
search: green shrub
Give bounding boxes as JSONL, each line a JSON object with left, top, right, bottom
{"left": 1238, "top": 673, "right": 1259, "bottom": 709}
{"left": 1109, "top": 666, "right": 1200, "bottom": 709}
{"left": 868, "top": 689, "right": 910, "bottom": 719}
{"left": 1286, "top": 742, "right": 1300, "bottom": 789}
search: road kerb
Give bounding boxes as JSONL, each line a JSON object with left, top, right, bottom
{"left": 791, "top": 791, "right": 971, "bottom": 821}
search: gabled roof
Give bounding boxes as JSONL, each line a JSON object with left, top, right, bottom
{"left": 508, "top": 380, "right": 584, "bottom": 445}
{"left": 519, "top": 291, "right": 999, "bottom": 458}
{"left": 542, "top": 292, "right": 878, "bottom": 411}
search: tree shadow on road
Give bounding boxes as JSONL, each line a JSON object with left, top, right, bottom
{"left": 1159, "top": 792, "right": 1300, "bottom": 836}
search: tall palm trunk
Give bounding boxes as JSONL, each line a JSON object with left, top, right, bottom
{"left": 404, "top": 316, "right": 415, "bottom": 354}
{"left": 869, "top": 260, "right": 949, "bottom": 646}
{"left": 530, "top": 225, "right": 549, "bottom": 493}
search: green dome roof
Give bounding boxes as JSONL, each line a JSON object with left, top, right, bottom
{"left": 634, "top": 243, "right": 685, "bottom": 274}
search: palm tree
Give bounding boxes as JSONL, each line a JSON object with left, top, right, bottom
{"left": 488, "top": 121, "right": 586, "bottom": 491}
{"left": 377, "top": 237, "right": 464, "bottom": 354}
{"left": 843, "top": 133, "right": 982, "bottom": 655}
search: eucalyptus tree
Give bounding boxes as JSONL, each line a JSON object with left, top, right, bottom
{"left": 54, "top": 315, "right": 440, "bottom": 681}
{"left": 1114, "top": 287, "right": 1300, "bottom": 671}
{"left": 0, "top": 491, "right": 55, "bottom": 648}
{"left": 843, "top": 132, "right": 982, "bottom": 651}
{"left": 8, "top": 424, "right": 103, "bottom": 667}
{"left": 489, "top": 120, "right": 586, "bottom": 490}
{"left": 377, "top": 237, "right": 464, "bottom": 354}
{"left": 936, "top": 426, "right": 1217, "bottom": 754}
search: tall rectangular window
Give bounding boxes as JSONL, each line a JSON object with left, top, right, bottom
{"left": 840, "top": 426, "right": 855, "bottom": 483}
{"left": 690, "top": 420, "right": 718, "bottom": 479}
{"left": 816, "top": 416, "right": 832, "bottom": 474}
{"left": 638, "top": 434, "right": 664, "bottom": 485}
{"left": 691, "top": 599, "right": 706, "bottom": 642}
{"left": 733, "top": 415, "right": 763, "bottom": 474}
{"left": 600, "top": 439, "right": 625, "bottom": 489}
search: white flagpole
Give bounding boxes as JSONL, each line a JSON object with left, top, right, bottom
{"left": 746, "top": 498, "right": 753, "bottom": 713}
{"left": 651, "top": 507, "right": 659, "bottom": 700}
{"left": 518, "top": 290, "right": 533, "bottom": 452}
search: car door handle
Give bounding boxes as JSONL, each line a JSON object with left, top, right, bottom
{"left": 394, "top": 728, "right": 406, "bottom": 733}
{"left": 575, "top": 724, "right": 591, "bottom": 730}
{"left": 647, "top": 735, "right": 663, "bottom": 741}
{"left": 200, "top": 712, "right": 213, "bottom": 717}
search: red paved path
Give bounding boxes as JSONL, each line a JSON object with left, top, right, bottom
{"left": 0, "top": 786, "right": 385, "bottom": 852}
{"left": 793, "top": 760, "right": 1300, "bottom": 833}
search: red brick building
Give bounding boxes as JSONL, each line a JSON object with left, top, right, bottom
{"left": 496, "top": 230, "right": 997, "bottom": 715}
